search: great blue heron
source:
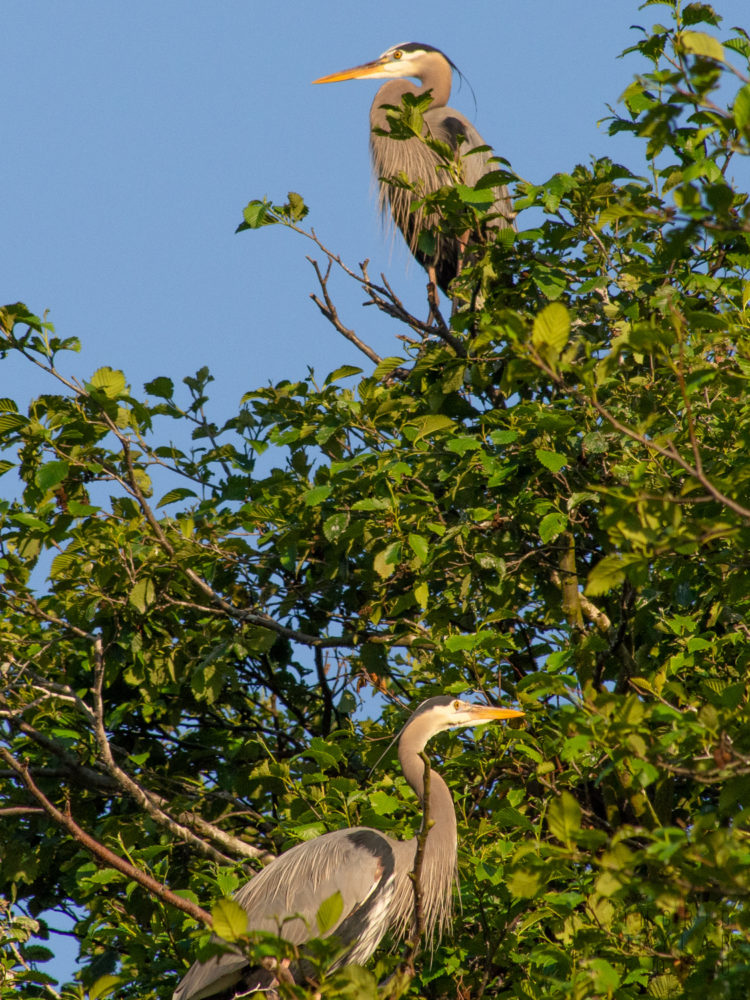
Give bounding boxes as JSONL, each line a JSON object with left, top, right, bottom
{"left": 173, "top": 695, "right": 523, "bottom": 999}
{"left": 313, "top": 43, "right": 515, "bottom": 294}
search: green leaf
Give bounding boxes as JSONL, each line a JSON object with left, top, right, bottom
{"left": 532, "top": 302, "right": 571, "bottom": 353}
{"left": 22, "top": 943, "right": 54, "bottom": 961}
{"left": 89, "top": 367, "right": 127, "bottom": 398}
{"left": 35, "top": 461, "right": 69, "bottom": 492}
{"left": 327, "top": 964, "right": 379, "bottom": 1000}
{"left": 286, "top": 191, "right": 308, "bottom": 221}
{"left": 536, "top": 449, "right": 566, "bottom": 473}
{"left": 316, "top": 890, "right": 344, "bottom": 935}
{"left": 50, "top": 552, "right": 79, "bottom": 578}
{"left": 10, "top": 512, "right": 49, "bottom": 531}
{"left": 0, "top": 412, "right": 28, "bottom": 433}
{"left": 368, "top": 790, "right": 401, "bottom": 815}
{"left": 547, "top": 791, "right": 581, "bottom": 846}
{"left": 679, "top": 29, "right": 724, "bottom": 61}
{"left": 324, "top": 365, "right": 363, "bottom": 385}
{"left": 456, "top": 183, "right": 497, "bottom": 205}
{"left": 303, "top": 485, "right": 332, "bottom": 507}
{"left": 507, "top": 868, "right": 543, "bottom": 898}
{"left": 128, "top": 578, "right": 156, "bottom": 613}
{"left": 68, "top": 500, "right": 100, "bottom": 516}
{"left": 539, "top": 511, "right": 567, "bottom": 543}
{"left": 144, "top": 376, "right": 174, "bottom": 398}
{"left": 585, "top": 553, "right": 642, "bottom": 596}
{"left": 351, "top": 497, "right": 390, "bottom": 512}
{"left": 323, "top": 511, "right": 349, "bottom": 541}
{"left": 490, "top": 429, "right": 518, "bottom": 445}
{"left": 212, "top": 898, "right": 249, "bottom": 942}
{"left": 682, "top": 3, "right": 720, "bottom": 27}
{"left": 734, "top": 84, "right": 750, "bottom": 131}
{"left": 445, "top": 631, "right": 494, "bottom": 652}
{"left": 446, "top": 435, "right": 482, "bottom": 455}
{"left": 648, "top": 973, "right": 682, "bottom": 998}
{"left": 306, "top": 736, "right": 339, "bottom": 767}
{"left": 89, "top": 975, "right": 122, "bottom": 1000}
{"left": 240, "top": 199, "right": 272, "bottom": 229}
{"left": 373, "top": 542, "right": 400, "bottom": 578}
{"left": 156, "top": 487, "right": 198, "bottom": 508}
{"left": 410, "top": 414, "right": 456, "bottom": 442}
{"left": 407, "top": 533, "right": 430, "bottom": 563}
{"left": 588, "top": 958, "right": 621, "bottom": 992}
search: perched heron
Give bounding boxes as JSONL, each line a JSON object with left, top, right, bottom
{"left": 173, "top": 696, "right": 523, "bottom": 999}
{"left": 313, "top": 43, "right": 515, "bottom": 294}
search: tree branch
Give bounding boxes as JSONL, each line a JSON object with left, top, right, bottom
{"left": 3, "top": 659, "right": 274, "bottom": 863}
{"left": 0, "top": 746, "right": 212, "bottom": 926}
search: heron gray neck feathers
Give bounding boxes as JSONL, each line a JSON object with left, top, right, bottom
{"left": 395, "top": 717, "right": 457, "bottom": 944}
{"left": 369, "top": 53, "right": 452, "bottom": 132}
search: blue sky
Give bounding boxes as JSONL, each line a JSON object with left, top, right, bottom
{"left": 4, "top": 0, "right": 746, "bottom": 436}
{"left": 4, "top": 0, "right": 749, "bottom": 986}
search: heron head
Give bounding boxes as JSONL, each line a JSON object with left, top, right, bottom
{"left": 409, "top": 695, "right": 524, "bottom": 742}
{"left": 312, "top": 42, "right": 456, "bottom": 86}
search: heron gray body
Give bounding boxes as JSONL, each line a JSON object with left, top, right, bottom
{"left": 172, "top": 696, "right": 523, "bottom": 1000}
{"left": 315, "top": 44, "right": 515, "bottom": 293}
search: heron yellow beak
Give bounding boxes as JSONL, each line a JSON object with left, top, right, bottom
{"left": 469, "top": 705, "right": 524, "bottom": 722}
{"left": 312, "top": 58, "right": 388, "bottom": 84}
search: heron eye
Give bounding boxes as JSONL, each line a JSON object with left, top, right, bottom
{"left": 452, "top": 699, "right": 461, "bottom": 711}
{"left": 393, "top": 50, "right": 403, "bottom": 60}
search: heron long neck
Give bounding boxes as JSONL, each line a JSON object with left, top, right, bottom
{"left": 399, "top": 742, "right": 457, "bottom": 843}
{"left": 398, "top": 722, "right": 457, "bottom": 939}
{"left": 369, "top": 57, "right": 452, "bottom": 132}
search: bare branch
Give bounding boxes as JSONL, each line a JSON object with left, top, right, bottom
{"left": 0, "top": 806, "right": 46, "bottom": 816}
{"left": 307, "top": 257, "right": 383, "bottom": 365}
{"left": 549, "top": 569, "right": 611, "bottom": 635}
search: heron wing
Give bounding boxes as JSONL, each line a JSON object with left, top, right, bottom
{"left": 172, "top": 828, "right": 397, "bottom": 1000}
{"left": 427, "top": 108, "right": 515, "bottom": 225}
{"left": 421, "top": 108, "right": 515, "bottom": 290}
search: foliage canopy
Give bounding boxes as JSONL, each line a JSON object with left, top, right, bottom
{"left": 2, "top": 4, "right": 750, "bottom": 998}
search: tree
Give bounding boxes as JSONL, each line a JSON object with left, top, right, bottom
{"left": 2, "top": 3, "right": 750, "bottom": 997}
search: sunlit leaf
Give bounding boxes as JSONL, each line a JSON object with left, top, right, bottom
{"left": 316, "top": 890, "right": 343, "bottom": 935}
{"left": 212, "top": 898, "right": 249, "bottom": 942}
{"left": 532, "top": 302, "right": 571, "bottom": 353}
{"left": 679, "top": 29, "right": 724, "bottom": 60}
{"left": 548, "top": 792, "right": 582, "bottom": 846}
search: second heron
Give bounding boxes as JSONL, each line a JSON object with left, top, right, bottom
{"left": 313, "top": 42, "right": 515, "bottom": 294}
